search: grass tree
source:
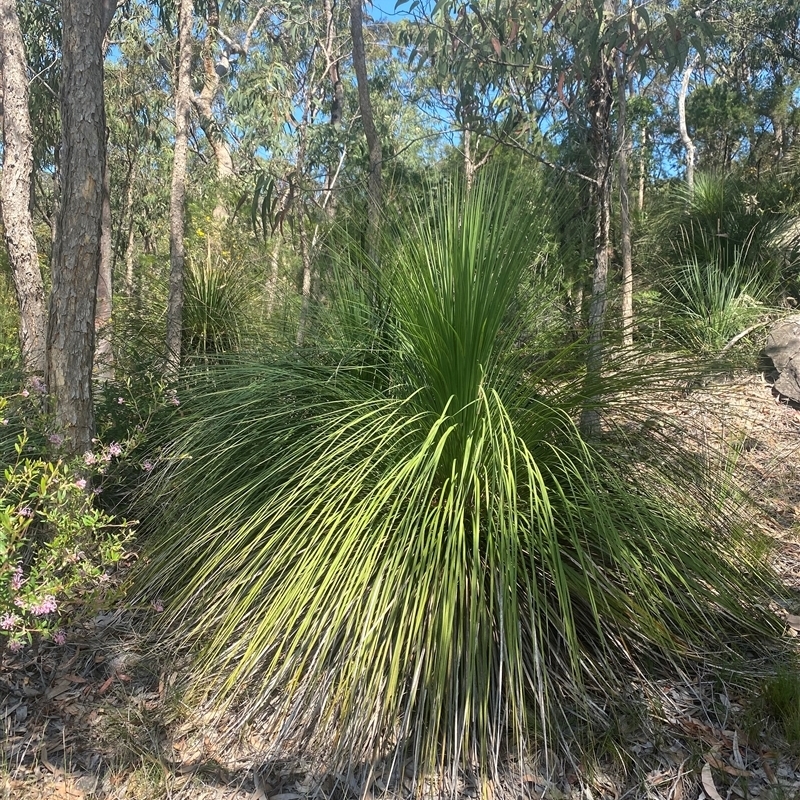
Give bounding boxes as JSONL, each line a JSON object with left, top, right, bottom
{"left": 138, "top": 170, "right": 783, "bottom": 785}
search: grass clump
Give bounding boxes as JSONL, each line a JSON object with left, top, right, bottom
{"left": 135, "top": 169, "right": 785, "bottom": 786}
{"left": 761, "top": 667, "right": 800, "bottom": 747}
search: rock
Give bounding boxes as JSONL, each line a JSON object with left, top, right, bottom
{"left": 765, "top": 315, "right": 800, "bottom": 402}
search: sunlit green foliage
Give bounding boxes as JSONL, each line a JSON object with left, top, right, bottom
{"left": 136, "top": 172, "right": 782, "bottom": 783}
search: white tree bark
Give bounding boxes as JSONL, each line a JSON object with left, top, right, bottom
{"left": 678, "top": 54, "right": 699, "bottom": 191}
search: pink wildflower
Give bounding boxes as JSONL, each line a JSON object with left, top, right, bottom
{"left": 7, "top": 639, "right": 23, "bottom": 653}
{"left": 75, "top": 478, "right": 87, "bottom": 490}
{"left": 142, "top": 459, "right": 155, "bottom": 473}
{"left": 170, "top": 396, "right": 180, "bottom": 406}
{"left": 0, "top": 613, "right": 19, "bottom": 630}
{"left": 151, "top": 599, "right": 164, "bottom": 613}
{"left": 48, "top": 433, "right": 64, "bottom": 447}
{"left": 17, "top": 506, "right": 33, "bottom": 518}
{"left": 108, "top": 442, "right": 123, "bottom": 458}
{"left": 117, "top": 397, "right": 125, "bottom": 405}
{"left": 52, "top": 629, "right": 67, "bottom": 645}
{"left": 30, "top": 595, "right": 57, "bottom": 616}
{"left": 92, "top": 486, "right": 103, "bottom": 495}
{"left": 20, "top": 389, "right": 29, "bottom": 398}
{"left": 1, "top": 419, "right": 8, "bottom": 426}
{"left": 83, "top": 451, "right": 97, "bottom": 466}
{"left": 11, "top": 566, "right": 24, "bottom": 590}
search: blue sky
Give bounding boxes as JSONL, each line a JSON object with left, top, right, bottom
{"left": 370, "top": 0, "right": 410, "bottom": 21}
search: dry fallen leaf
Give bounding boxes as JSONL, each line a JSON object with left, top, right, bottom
{"left": 701, "top": 763, "right": 725, "bottom": 800}
{"left": 786, "top": 614, "right": 800, "bottom": 631}
{"left": 704, "top": 754, "right": 750, "bottom": 778}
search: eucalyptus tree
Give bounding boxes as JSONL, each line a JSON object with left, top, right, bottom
{"left": 350, "top": 0, "right": 382, "bottom": 261}
{"left": 234, "top": 0, "right": 358, "bottom": 340}
{"left": 165, "top": 0, "right": 193, "bottom": 379}
{"left": 694, "top": 0, "right": 800, "bottom": 171}
{"left": 0, "top": 0, "right": 47, "bottom": 376}
{"left": 103, "top": 7, "right": 173, "bottom": 299}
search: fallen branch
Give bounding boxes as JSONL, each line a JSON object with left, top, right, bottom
{"left": 720, "top": 320, "right": 771, "bottom": 354}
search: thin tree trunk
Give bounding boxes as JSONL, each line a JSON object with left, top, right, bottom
{"left": 296, "top": 212, "right": 313, "bottom": 347}
{"left": 123, "top": 163, "right": 137, "bottom": 295}
{"left": 616, "top": 52, "right": 633, "bottom": 348}
{"left": 93, "top": 13, "right": 118, "bottom": 383}
{"left": 580, "top": 23, "right": 615, "bottom": 437}
{"left": 94, "top": 157, "right": 114, "bottom": 381}
{"left": 464, "top": 127, "right": 477, "bottom": 191}
{"left": 45, "top": 0, "right": 106, "bottom": 454}
{"left": 165, "top": 0, "right": 194, "bottom": 379}
{"left": 125, "top": 216, "right": 136, "bottom": 297}
{"left": 774, "top": 115, "right": 784, "bottom": 159}
{"left": 637, "top": 123, "right": 646, "bottom": 213}
{"left": 294, "top": 121, "right": 312, "bottom": 346}
{"left": 350, "top": 0, "right": 382, "bottom": 262}
{"left": 0, "top": 0, "right": 47, "bottom": 376}
{"left": 322, "top": 0, "right": 342, "bottom": 220}
{"left": 678, "top": 54, "right": 698, "bottom": 191}
{"left": 323, "top": 0, "right": 343, "bottom": 127}
{"left": 266, "top": 237, "right": 281, "bottom": 318}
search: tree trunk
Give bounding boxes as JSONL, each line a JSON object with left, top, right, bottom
{"left": 165, "top": 0, "right": 194, "bottom": 379}
{"left": 350, "top": 0, "right": 382, "bottom": 263}
{"left": 194, "top": 0, "right": 233, "bottom": 221}
{"left": 0, "top": 0, "right": 47, "bottom": 376}
{"left": 580, "top": 27, "right": 614, "bottom": 437}
{"left": 122, "top": 160, "right": 137, "bottom": 295}
{"left": 678, "top": 54, "right": 698, "bottom": 191}
{"left": 266, "top": 237, "right": 281, "bottom": 318}
{"left": 464, "top": 127, "right": 477, "bottom": 191}
{"left": 45, "top": 0, "right": 107, "bottom": 454}
{"left": 94, "top": 158, "right": 114, "bottom": 381}
{"left": 295, "top": 122, "right": 312, "bottom": 346}
{"left": 616, "top": 52, "right": 633, "bottom": 348}
{"left": 637, "top": 122, "right": 646, "bottom": 213}
{"left": 296, "top": 212, "right": 313, "bottom": 347}
{"left": 323, "top": 0, "right": 344, "bottom": 127}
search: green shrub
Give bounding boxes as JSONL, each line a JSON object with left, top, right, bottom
{"left": 1, "top": 431, "right": 132, "bottom": 653}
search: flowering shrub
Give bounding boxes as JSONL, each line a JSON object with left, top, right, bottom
{"left": 0, "top": 432, "right": 132, "bottom": 653}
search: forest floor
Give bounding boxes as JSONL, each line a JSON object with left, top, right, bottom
{"left": 2, "top": 371, "right": 800, "bottom": 800}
